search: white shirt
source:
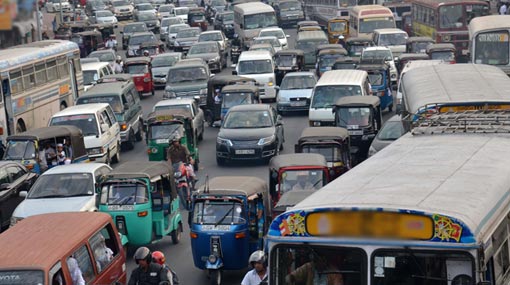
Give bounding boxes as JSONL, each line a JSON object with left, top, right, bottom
{"left": 241, "top": 269, "right": 267, "bottom": 285}
{"left": 501, "top": 4, "right": 507, "bottom": 15}
{"left": 106, "top": 39, "right": 117, "bottom": 48}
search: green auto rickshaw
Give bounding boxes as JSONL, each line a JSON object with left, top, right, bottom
{"left": 146, "top": 110, "right": 199, "bottom": 169}
{"left": 98, "top": 161, "right": 183, "bottom": 247}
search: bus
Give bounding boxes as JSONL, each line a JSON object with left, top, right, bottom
{"left": 349, "top": 5, "right": 396, "bottom": 39}
{"left": 469, "top": 15, "right": 510, "bottom": 75}
{"left": 304, "top": 0, "right": 357, "bottom": 28}
{"left": 0, "top": 40, "right": 82, "bottom": 142}
{"left": 411, "top": 0, "right": 490, "bottom": 62}
{"left": 382, "top": 1, "right": 412, "bottom": 29}
{"left": 233, "top": 2, "right": 277, "bottom": 48}
{"left": 268, "top": 120, "right": 510, "bottom": 284}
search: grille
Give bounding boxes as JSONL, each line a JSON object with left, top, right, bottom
{"left": 290, "top": 97, "right": 309, "bottom": 103}
{"left": 120, "top": 8, "right": 130, "bottom": 12}
{"left": 175, "top": 90, "right": 200, "bottom": 97}
{"left": 154, "top": 74, "right": 166, "bottom": 78}
{"left": 232, "top": 140, "right": 258, "bottom": 146}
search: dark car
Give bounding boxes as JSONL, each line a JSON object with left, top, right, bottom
{"left": 214, "top": 11, "right": 234, "bottom": 38}
{"left": 135, "top": 12, "right": 160, "bottom": 33}
{"left": 121, "top": 22, "right": 148, "bottom": 50}
{"left": 216, "top": 104, "right": 284, "bottom": 165}
{"left": 127, "top": 32, "right": 161, "bottom": 57}
{"left": 187, "top": 41, "right": 226, "bottom": 72}
{"left": 275, "top": 0, "right": 305, "bottom": 27}
{"left": 86, "top": 0, "right": 108, "bottom": 16}
{"left": 174, "top": 27, "right": 201, "bottom": 53}
{"left": 0, "top": 161, "right": 38, "bottom": 231}
{"left": 368, "top": 114, "right": 406, "bottom": 157}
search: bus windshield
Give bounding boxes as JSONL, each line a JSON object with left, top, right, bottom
{"left": 192, "top": 200, "right": 245, "bottom": 225}
{"left": 244, "top": 12, "right": 277, "bottom": 30}
{"left": 100, "top": 182, "right": 149, "bottom": 205}
{"left": 311, "top": 85, "right": 362, "bottom": 108}
{"left": 439, "top": 4, "right": 488, "bottom": 29}
{"left": 474, "top": 31, "right": 510, "bottom": 65}
{"left": 4, "top": 140, "right": 36, "bottom": 160}
{"left": 50, "top": 115, "right": 98, "bottom": 137}
{"left": 359, "top": 18, "right": 394, "bottom": 33}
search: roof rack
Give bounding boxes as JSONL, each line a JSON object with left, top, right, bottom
{"left": 409, "top": 110, "right": 510, "bottom": 135}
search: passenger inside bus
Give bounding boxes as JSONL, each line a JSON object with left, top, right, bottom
{"left": 285, "top": 250, "right": 344, "bottom": 285}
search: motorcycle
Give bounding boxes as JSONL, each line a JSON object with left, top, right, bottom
{"left": 173, "top": 162, "right": 194, "bottom": 210}
{"left": 230, "top": 45, "right": 241, "bottom": 64}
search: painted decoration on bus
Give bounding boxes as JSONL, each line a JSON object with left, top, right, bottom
{"left": 477, "top": 32, "right": 509, "bottom": 43}
{"left": 438, "top": 103, "right": 510, "bottom": 113}
{"left": 269, "top": 209, "right": 475, "bottom": 243}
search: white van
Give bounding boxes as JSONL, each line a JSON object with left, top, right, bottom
{"left": 372, "top": 28, "right": 409, "bottom": 57}
{"left": 309, "top": 70, "right": 371, "bottom": 126}
{"left": 234, "top": 2, "right": 277, "bottom": 48}
{"left": 234, "top": 50, "right": 276, "bottom": 101}
{"left": 49, "top": 103, "right": 121, "bottom": 164}
{"left": 82, "top": 62, "right": 114, "bottom": 92}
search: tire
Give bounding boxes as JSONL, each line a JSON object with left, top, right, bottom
{"left": 135, "top": 122, "right": 143, "bottom": 141}
{"left": 198, "top": 126, "right": 204, "bottom": 141}
{"left": 194, "top": 157, "right": 199, "bottom": 171}
{"left": 125, "top": 131, "right": 135, "bottom": 150}
{"left": 112, "top": 144, "right": 121, "bottom": 164}
{"left": 216, "top": 156, "right": 225, "bottom": 166}
{"left": 171, "top": 222, "right": 182, "bottom": 244}
{"left": 388, "top": 104, "right": 393, "bottom": 112}
{"left": 209, "top": 270, "right": 221, "bottom": 285}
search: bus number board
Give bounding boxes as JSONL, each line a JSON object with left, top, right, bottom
{"left": 438, "top": 104, "right": 510, "bottom": 113}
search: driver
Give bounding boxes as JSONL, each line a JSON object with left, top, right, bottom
{"left": 292, "top": 172, "right": 314, "bottom": 191}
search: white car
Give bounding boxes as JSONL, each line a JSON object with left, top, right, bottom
{"left": 166, "top": 23, "right": 190, "bottom": 48}
{"left": 10, "top": 163, "right": 112, "bottom": 227}
{"left": 160, "top": 16, "right": 184, "bottom": 41}
{"left": 258, "top": 27, "right": 289, "bottom": 49}
{"left": 46, "top": 0, "right": 71, "bottom": 12}
{"left": 158, "top": 4, "right": 175, "bottom": 19}
{"left": 361, "top": 46, "right": 398, "bottom": 83}
{"left": 153, "top": 98, "right": 205, "bottom": 140}
{"left": 198, "top": 30, "right": 228, "bottom": 52}
{"left": 173, "top": 7, "right": 189, "bottom": 22}
{"left": 92, "top": 10, "right": 119, "bottom": 26}
{"left": 110, "top": 0, "right": 134, "bottom": 20}
{"left": 252, "top": 36, "right": 283, "bottom": 52}
{"left": 372, "top": 28, "right": 409, "bottom": 57}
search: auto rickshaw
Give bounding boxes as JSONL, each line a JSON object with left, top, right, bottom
{"left": 332, "top": 57, "right": 359, "bottom": 70}
{"left": 327, "top": 18, "right": 349, "bottom": 44}
{"left": 296, "top": 20, "right": 319, "bottom": 33}
{"left": 71, "top": 30, "right": 105, "bottom": 58}
{"left": 396, "top": 53, "right": 430, "bottom": 73}
{"left": 406, "top": 36, "right": 435, "bottom": 54}
{"left": 190, "top": 176, "right": 270, "bottom": 285}
{"left": 145, "top": 110, "right": 199, "bottom": 169}
{"left": 298, "top": 25, "right": 322, "bottom": 32}
{"left": 220, "top": 84, "right": 260, "bottom": 120}
{"left": 205, "top": 75, "right": 256, "bottom": 126}
{"left": 274, "top": 49, "right": 304, "bottom": 86}
{"left": 333, "top": 96, "right": 382, "bottom": 164}
{"left": 188, "top": 7, "right": 208, "bottom": 31}
{"left": 316, "top": 48, "right": 348, "bottom": 77}
{"left": 98, "top": 161, "right": 183, "bottom": 247}
{"left": 4, "top": 126, "right": 89, "bottom": 174}
{"left": 124, "top": 57, "right": 155, "bottom": 97}
{"left": 268, "top": 153, "right": 329, "bottom": 211}
{"left": 426, "top": 43, "right": 457, "bottom": 63}
{"left": 357, "top": 58, "right": 393, "bottom": 111}
{"left": 294, "top": 127, "right": 351, "bottom": 179}
{"left": 345, "top": 37, "right": 374, "bottom": 58}
{"left": 91, "top": 23, "right": 116, "bottom": 40}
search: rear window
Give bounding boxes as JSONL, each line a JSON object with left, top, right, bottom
{"left": 0, "top": 270, "right": 44, "bottom": 285}
{"left": 77, "top": 95, "right": 123, "bottom": 113}
{"left": 50, "top": 114, "right": 99, "bottom": 136}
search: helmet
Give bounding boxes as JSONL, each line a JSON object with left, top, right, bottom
{"left": 248, "top": 250, "right": 266, "bottom": 265}
{"left": 116, "top": 55, "right": 122, "bottom": 61}
{"left": 133, "top": 246, "right": 151, "bottom": 264}
{"left": 152, "top": 251, "right": 166, "bottom": 265}
{"left": 143, "top": 50, "right": 150, "bottom": 56}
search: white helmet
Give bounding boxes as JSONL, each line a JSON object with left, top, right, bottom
{"left": 248, "top": 250, "right": 266, "bottom": 265}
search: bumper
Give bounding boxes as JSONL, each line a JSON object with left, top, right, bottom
{"left": 208, "top": 61, "right": 221, "bottom": 71}
{"left": 88, "top": 151, "right": 108, "bottom": 163}
{"left": 308, "top": 120, "right": 335, "bottom": 127}
{"left": 277, "top": 101, "right": 310, "bottom": 112}
{"left": 216, "top": 142, "right": 277, "bottom": 160}
{"left": 259, "top": 86, "right": 276, "bottom": 99}
{"left": 115, "top": 12, "right": 132, "bottom": 20}
{"left": 153, "top": 77, "right": 167, "bottom": 86}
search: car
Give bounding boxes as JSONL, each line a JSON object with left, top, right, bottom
{"left": 372, "top": 28, "right": 409, "bottom": 57}
{"left": 46, "top": 0, "right": 71, "bottom": 13}
{"left": 213, "top": 11, "right": 234, "bottom": 38}
{"left": 216, "top": 104, "right": 284, "bottom": 165}
{"left": 126, "top": 32, "right": 160, "bottom": 57}
{"left": 10, "top": 163, "right": 112, "bottom": 227}
{"left": 121, "top": 22, "right": 148, "bottom": 50}
{"left": 276, "top": 72, "right": 317, "bottom": 114}
{"left": 0, "top": 161, "right": 38, "bottom": 231}
{"left": 163, "top": 59, "right": 210, "bottom": 106}
{"left": 361, "top": 46, "right": 398, "bottom": 83}
{"left": 166, "top": 23, "right": 190, "bottom": 49}
{"left": 85, "top": 0, "right": 107, "bottom": 16}
{"left": 135, "top": 11, "right": 160, "bottom": 33}
{"left": 174, "top": 27, "right": 201, "bottom": 53}
{"left": 158, "top": 4, "right": 176, "bottom": 19}
{"left": 90, "top": 10, "right": 118, "bottom": 27}
{"left": 198, "top": 30, "right": 228, "bottom": 52}
{"left": 80, "top": 57, "right": 100, "bottom": 65}
{"left": 187, "top": 41, "right": 226, "bottom": 72}
{"left": 160, "top": 17, "right": 184, "bottom": 41}
{"left": 153, "top": 98, "right": 205, "bottom": 140}
{"left": 81, "top": 62, "right": 114, "bottom": 91}
{"left": 368, "top": 115, "right": 406, "bottom": 157}
{"left": 151, "top": 52, "right": 182, "bottom": 87}
{"left": 87, "top": 49, "right": 117, "bottom": 68}
{"left": 134, "top": 2, "right": 156, "bottom": 16}
{"left": 252, "top": 36, "right": 283, "bottom": 52}
{"left": 110, "top": 0, "right": 134, "bottom": 20}
{"left": 150, "top": 0, "right": 166, "bottom": 9}
{"left": 173, "top": 7, "right": 189, "bottom": 22}
{"left": 258, "top": 27, "right": 289, "bottom": 49}
{"left": 249, "top": 43, "right": 276, "bottom": 57}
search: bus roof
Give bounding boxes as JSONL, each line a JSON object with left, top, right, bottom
{"left": 0, "top": 40, "right": 79, "bottom": 70}
{"left": 468, "top": 15, "right": 510, "bottom": 37}
{"left": 403, "top": 64, "right": 510, "bottom": 114}
{"left": 234, "top": 2, "right": 274, "bottom": 15}
{"left": 413, "top": 0, "right": 489, "bottom": 8}
{"left": 350, "top": 5, "right": 393, "bottom": 17}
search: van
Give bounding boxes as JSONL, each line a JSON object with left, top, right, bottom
{"left": 309, "top": 70, "right": 370, "bottom": 126}
{"left": 372, "top": 28, "right": 409, "bottom": 57}
{"left": 233, "top": 2, "right": 277, "bottom": 48}
{"left": 0, "top": 212, "right": 126, "bottom": 285}
{"left": 82, "top": 62, "right": 114, "bottom": 92}
{"left": 295, "top": 30, "right": 329, "bottom": 69}
{"left": 233, "top": 50, "right": 276, "bottom": 101}
{"left": 164, "top": 59, "right": 211, "bottom": 106}
{"left": 76, "top": 75, "right": 144, "bottom": 150}
{"left": 49, "top": 104, "right": 121, "bottom": 165}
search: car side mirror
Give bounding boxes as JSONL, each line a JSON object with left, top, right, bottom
{"left": 232, "top": 70, "right": 237, "bottom": 75}
{"left": 19, "top": 191, "right": 28, "bottom": 198}
{"left": 101, "top": 123, "right": 109, "bottom": 133}
{"left": 0, "top": 183, "right": 10, "bottom": 190}
{"left": 286, "top": 34, "right": 290, "bottom": 38}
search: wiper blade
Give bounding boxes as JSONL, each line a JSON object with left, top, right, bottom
{"left": 215, "top": 205, "right": 234, "bottom": 226}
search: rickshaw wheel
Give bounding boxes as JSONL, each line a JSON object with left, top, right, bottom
{"left": 135, "top": 123, "right": 143, "bottom": 141}
{"left": 388, "top": 104, "right": 393, "bottom": 112}
{"left": 209, "top": 270, "right": 221, "bottom": 285}
{"left": 171, "top": 222, "right": 182, "bottom": 244}
{"left": 112, "top": 144, "right": 121, "bottom": 164}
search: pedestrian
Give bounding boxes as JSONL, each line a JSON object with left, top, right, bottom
{"left": 500, "top": 3, "right": 507, "bottom": 14}
{"left": 128, "top": 247, "right": 170, "bottom": 285}
{"left": 56, "top": 143, "right": 66, "bottom": 165}
{"left": 241, "top": 251, "right": 268, "bottom": 285}
{"left": 152, "top": 251, "right": 180, "bottom": 285}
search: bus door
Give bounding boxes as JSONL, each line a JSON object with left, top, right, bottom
{"left": 68, "top": 58, "right": 79, "bottom": 102}
{"left": 0, "top": 74, "right": 12, "bottom": 139}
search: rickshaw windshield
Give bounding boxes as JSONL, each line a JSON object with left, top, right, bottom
{"left": 77, "top": 95, "right": 123, "bottom": 113}
{"left": 100, "top": 182, "right": 149, "bottom": 205}
{"left": 319, "top": 55, "right": 344, "bottom": 68}
{"left": 430, "top": 51, "right": 455, "bottom": 61}
{"left": 311, "top": 85, "right": 362, "bottom": 108}
{"left": 281, "top": 75, "right": 316, "bottom": 90}
{"left": 168, "top": 67, "right": 208, "bottom": 83}
{"left": 367, "top": 71, "right": 384, "bottom": 86}
{"left": 280, "top": 169, "right": 325, "bottom": 194}
{"left": 4, "top": 140, "right": 36, "bottom": 160}
{"left": 50, "top": 115, "right": 99, "bottom": 137}
{"left": 275, "top": 55, "right": 296, "bottom": 67}
{"left": 28, "top": 173, "right": 94, "bottom": 198}
{"left": 349, "top": 44, "right": 365, "bottom": 56}
{"left": 411, "top": 42, "right": 432, "bottom": 53}
{"left": 337, "top": 107, "right": 371, "bottom": 128}
{"left": 329, "top": 21, "right": 347, "bottom": 32}
{"left": 149, "top": 123, "right": 183, "bottom": 140}
{"left": 126, "top": 64, "right": 149, "bottom": 75}
{"left": 302, "top": 144, "right": 342, "bottom": 163}
{"left": 222, "top": 92, "right": 253, "bottom": 108}
{"left": 193, "top": 200, "right": 244, "bottom": 225}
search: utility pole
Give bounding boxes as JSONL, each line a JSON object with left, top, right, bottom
{"left": 35, "top": 3, "right": 42, "bottom": 41}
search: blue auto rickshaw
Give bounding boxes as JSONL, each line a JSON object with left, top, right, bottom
{"left": 190, "top": 176, "right": 270, "bottom": 285}
{"left": 357, "top": 58, "right": 394, "bottom": 112}
{"left": 220, "top": 84, "right": 260, "bottom": 121}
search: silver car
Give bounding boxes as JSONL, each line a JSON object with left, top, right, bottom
{"left": 160, "top": 16, "right": 184, "bottom": 41}
{"left": 91, "top": 10, "right": 118, "bottom": 27}
{"left": 368, "top": 115, "right": 406, "bottom": 157}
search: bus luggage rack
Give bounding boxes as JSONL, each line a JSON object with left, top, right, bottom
{"left": 409, "top": 110, "right": 510, "bottom": 135}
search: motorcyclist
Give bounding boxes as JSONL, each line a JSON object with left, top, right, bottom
{"left": 128, "top": 247, "right": 170, "bottom": 285}
{"left": 152, "top": 251, "right": 179, "bottom": 285}
{"left": 113, "top": 55, "right": 123, "bottom": 74}
{"left": 241, "top": 251, "right": 268, "bottom": 285}
{"left": 105, "top": 34, "right": 117, "bottom": 50}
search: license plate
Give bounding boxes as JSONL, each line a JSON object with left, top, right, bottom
{"left": 291, "top": 101, "right": 306, "bottom": 106}
{"left": 348, "top": 130, "right": 363, "bottom": 135}
{"left": 236, "top": 149, "right": 255, "bottom": 154}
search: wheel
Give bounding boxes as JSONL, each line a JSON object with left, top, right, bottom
{"left": 216, "top": 156, "right": 225, "bottom": 166}
{"left": 111, "top": 144, "right": 121, "bottom": 164}
{"left": 135, "top": 122, "right": 143, "bottom": 142}
{"left": 206, "top": 113, "right": 214, "bottom": 127}
{"left": 125, "top": 131, "right": 135, "bottom": 150}
{"left": 209, "top": 270, "right": 221, "bottom": 285}
{"left": 388, "top": 104, "right": 393, "bottom": 112}
{"left": 198, "top": 125, "right": 204, "bottom": 141}
{"left": 171, "top": 222, "right": 182, "bottom": 244}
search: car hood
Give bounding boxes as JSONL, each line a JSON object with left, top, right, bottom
{"left": 13, "top": 196, "right": 96, "bottom": 218}
{"left": 279, "top": 88, "right": 312, "bottom": 99}
{"left": 152, "top": 66, "right": 171, "bottom": 75}
{"left": 166, "top": 80, "right": 207, "bottom": 91}
{"left": 187, "top": 53, "right": 218, "bottom": 60}
{"left": 219, "top": 127, "right": 275, "bottom": 140}
{"left": 115, "top": 5, "right": 132, "bottom": 10}
{"left": 97, "top": 16, "right": 117, "bottom": 22}
{"left": 176, "top": 36, "right": 198, "bottom": 43}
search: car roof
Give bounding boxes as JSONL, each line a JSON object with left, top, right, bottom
{"left": 364, "top": 46, "right": 391, "bottom": 51}
{"left": 154, "top": 98, "right": 195, "bottom": 107}
{"left": 201, "top": 30, "right": 222, "bottom": 34}
{"left": 52, "top": 103, "right": 110, "bottom": 116}
{"left": 228, "top": 103, "right": 271, "bottom": 112}
{"left": 283, "top": 71, "right": 315, "bottom": 77}
{"left": 81, "top": 62, "right": 110, "bottom": 71}
{"left": 374, "top": 28, "right": 407, "bottom": 34}
{"left": 41, "top": 163, "right": 110, "bottom": 175}
{"left": 255, "top": 36, "right": 278, "bottom": 40}
{"left": 239, "top": 50, "right": 272, "bottom": 60}
{"left": 260, "top": 27, "right": 284, "bottom": 32}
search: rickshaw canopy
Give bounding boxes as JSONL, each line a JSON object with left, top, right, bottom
{"left": 426, "top": 43, "right": 456, "bottom": 54}
{"left": 346, "top": 37, "right": 374, "bottom": 46}
{"left": 207, "top": 75, "right": 256, "bottom": 102}
{"left": 317, "top": 48, "right": 348, "bottom": 57}
{"left": 275, "top": 49, "right": 304, "bottom": 57}
{"left": 298, "top": 127, "right": 350, "bottom": 142}
{"left": 316, "top": 44, "right": 345, "bottom": 54}
{"left": 334, "top": 95, "right": 381, "bottom": 108}
{"left": 269, "top": 153, "right": 328, "bottom": 170}
{"left": 106, "top": 161, "right": 174, "bottom": 180}
{"left": 398, "top": 53, "right": 430, "bottom": 62}
{"left": 199, "top": 176, "right": 268, "bottom": 198}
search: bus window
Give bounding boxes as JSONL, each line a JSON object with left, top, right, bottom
{"left": 475, "top": 32, "right": 510, "bottom": 65}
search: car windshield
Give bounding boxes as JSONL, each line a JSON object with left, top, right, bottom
{"left": 129, "top": 34, "right": 156, "bottom": 45}
{"left": 28, "top": 173, "right": 94, "bottom": 198}
{"left": 430, "top": 51, "right": 455, "bottom": 61}
{"left": 192, "top": 200, "right": 245, "bottom": 225}
{"left": 238, "top": 59, "right": 273, "bottom": 75}
{"left": 139, "top": 13, "right": 156, "bottom": 20}
{"left": 222, "top": 92, "right": 254, "bottom": 108}
{"left": 149, "top": 123, "right": 183, "bottom": 139}
{"left": 177, "top": 29, "right": 199, "bottom": 38}
{"left": 368, "top": 71, "right": 384, "bottom": 86}
{"left": 379, "top": 33, "right": 407, "bottom": 46}
{"left": 302, "top": 144, "right": 343, "bottom": 163}
{"left": 377, "top": 119, "right": 405, "bottom": 140}
{"left": 162, "top": 18, "right": 180, "bottom": 26}
{"left": 126, "top": 63, "right": 149, "bottom": 74}
{"left": 280, "top": 169, "right": 324, "bottom": 194}
{"left": 159, "top": 5, "right": 173, "bottom": 12}
{"left": 223, "top": 110, "right": 273, "bottom": 128}
{"left": 113, "top": 0, "right": 129, "bottom": 6}
{"left": 260, "top": 30, "right": 285, "bottom": 39}
{"left": 137, "top": 3, "right": 153, "bottom": 10}
{"left": 124, "top": 24, "right": 147, "bottom": 33}
{"left": 168, "top": 67, "right": 208, "bottom": 83}
{"left": 174, "top": 8, "right": 189, "bottom": 15}
{"left": 222, "top": 13, "right": 234, "bottom": 21}
{"left": 189, "top": 43, "right": 218, "bottom": 54}
{"left": 281, "top": 75, "right": 316, "bottom": 90}
{"left": 362, "top": 49, "right": 393, "bottom": 61}
{"left": 410, "top": 41, "right": 432, "bottom": 53}
{"left": 152, "top": 55, "right": 179, "bottom": 67}
{"left": 279, "top": 1, "right": 300, "bottom": 10}
{"left": 170, "top": 24, "right": 188, "bottom": 33}
{"left": 244, "top": 12, "right": 277, "bottom": 30}
{"left": 50, "top": 114, "right": 99, "bottom": 136}
{"left": 359, "top": 18, "right": 395, "bottom": 33}
{"left": 253, "top": 37, "right": 281, "bottom": 47}
{"left": 89, "top": 52, "right": 115, "bottom": 62}
{"left": 100, "top": 182, "right": 149, "bottom": 205}
{"left": 250, "top": 46, "right": 273, "bottom": 54}
{"left": 97, "top": 10, "right": 113, "bottom": 17}
{"left": 336, "top": 107, "right": 371, "bottom": 128}
{"left": 475, "top": 32, "right": 510, "bottom": 65}
{"left": 77, "top": 95, "right": 123, "bottom": 113}
{"left": 83, "top": 70, "right": 99, "bottom": 85}
{"left": 4, "top": 140, "right": 36, "bottom": 160}
{"left": 199, "top": 32, "right": 222, "bottom": 41}
{"left": 311, "top": 85, "right": 362, "bottom": 108}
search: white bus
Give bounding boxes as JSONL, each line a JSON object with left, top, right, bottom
{"left": 349, "top": 5, "right": 395, "bottom": 39}
{"left": 0, "top": 40, "right": 82, "bottom": 142}
{"left": 469, "top": 15, "right": 510, "bottom": 75}
{"left": 233, "top": 2, "right": 277, "bottom": 48}
{"left": 268, "top": 123, "right": 510, "bottom": 284}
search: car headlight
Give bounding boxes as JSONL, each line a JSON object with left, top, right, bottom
{"left": 88, "top": 147, "right": 104, "bottom": 155}
{"left": 10, "top": 216, "right": 23, "bottom": 227}
{"left": 200, "top": 88, "right": 207, "bottom": 95}
{"left": 310, "top": 121, "right": 321, "bottom": 126}
{"left": 174, "top": 41, "right": 180, "bottom": 46}
{"left": 368, "top": 145, "right": 377, "bottom": 157}
{"left": 268, "top": 79, "right": 274, "bottom": 87}
{"left": 258, "top": 135, "right": 275, "bottom": 145}
{"left": 278, "top": 95, "right": 289, "bottom": 102}
{"left": 217, "top": 137, "right": 233, "bottom": 146}
{"left": 164, "top": 90, "right": 176, "bottom": 98}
